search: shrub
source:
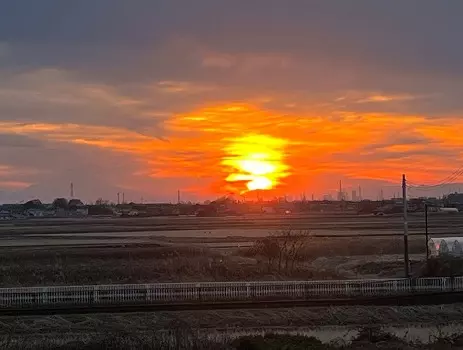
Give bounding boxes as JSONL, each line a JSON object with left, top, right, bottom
{"left": 419, "top": 257, "right": 463, "bottom": 277}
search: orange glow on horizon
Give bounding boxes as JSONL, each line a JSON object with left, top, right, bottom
{"left": 2, "top": 102, "right": 463, "bottom": 197}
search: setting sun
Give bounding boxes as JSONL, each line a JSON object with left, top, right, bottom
{"left": 222, "top": 134, "right": 289, "bottom": 193}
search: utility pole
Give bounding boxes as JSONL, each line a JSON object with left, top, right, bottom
{"left": 177, "top": 190, "right": 181, "bottom": 204}
{"left": 402, "top": 174, "right": 410, "bottom": 277}
{"left": 117, "top": 192, "right": 120, "bottom": 205}
{"left": 70, "top": 182, "right": 74, "bottom": 198}
{"left": 425, "top": 203, "right": 429, "bottom": 260}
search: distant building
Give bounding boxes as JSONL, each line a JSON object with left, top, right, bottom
{"left": 23, "top": 199, "right": 43, "bottom": 210}
{"left": 445, "top": 193, "right": 463, "bottom": 210}
{"left": 52, "top": 198, "right": 69, "bottom": 210}
{"left": 67, "top": 199, "right": 87, "bottom": 216}
{"left": 68, "top": 199, "right": 84, "bottom": 208}
{"left": 25, "top": 208, "right": 45, "bottom": 217}
{"left": 323, "top": 194, "right": 333, "bottom": 201}
{"left": 0, "top": 210, "right": 12, "bottom": 220}
{"left": 262, "top": 206, "right": 276, "bottom": 214}
{"left": 352, "top": 190, "right": 357, "bottom": 202}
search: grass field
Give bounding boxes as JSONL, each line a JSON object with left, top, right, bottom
{"left": 1, "top": 212, "right": 463, "bottom": 237}
{"left": 0, "top": 235, "right": 429, "bottom": 286}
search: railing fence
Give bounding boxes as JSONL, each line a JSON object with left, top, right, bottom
{"left": 0, "top": 277, "right": 460, "bottom": 308}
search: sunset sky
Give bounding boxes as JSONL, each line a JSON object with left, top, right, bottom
{"left": 1, "top": 1, "right": 463, "bottom": 203}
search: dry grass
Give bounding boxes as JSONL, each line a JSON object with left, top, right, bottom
{"left": 242, "top": 236, "right": 426, "bottom": 261}
{"left": 0, "top": 331, "right": 230, "bottom": 350}
{"left": 0, "top": 244, "right": 348, "bottom": 287}
{"left": 3, "top": 305, "right": 463, "bottom": 333}
{"left": 0, "top": 235, "right": 432, "bottom": 286}
{"left": 0, "top": 232, "right": 439, "bottom": 287}
{"left": 3, "top": 326, "right": 463, "bottom": 349}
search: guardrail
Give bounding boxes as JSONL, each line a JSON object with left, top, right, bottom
{"left": 0, "top": 277, "right": 462, "bottom": 309}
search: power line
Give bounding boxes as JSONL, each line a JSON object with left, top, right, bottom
{"left": 410, "top": 173, "right": 462, "bottom": 188}
{"left": 408, "top": 166, "right": 463, "bottom": 190}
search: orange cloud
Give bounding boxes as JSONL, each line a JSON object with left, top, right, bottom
{"left": 0, "top": 180, "right": 32, "bottom": 189}
{"left": 1, "top": 103, "right": 463, "bottom": 198}
{"left": 156, "top": 81, "right": 216, "bottom": 94}
{"left": 357, "top": 94, "right": 421, "bottom": 103}
{"left": 158, "top": 105, "right": 463, "bottom": 195}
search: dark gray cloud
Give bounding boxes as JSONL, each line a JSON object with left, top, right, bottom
{"left": 359, "top": 147, "right": 459, "bottom": 162}
{"left": 0, "top": 68, "right": 167, "bottom": 136}
{"left": 2, "top": 1, "right": 463, "bottom": 84}
{"left": 0, "top": 133, "right": 43, "bottom": 148}
{"left": 329, "top": 130, "right": 461, "bottom": 167}
{"left": 362, "top": 134, "right": 435, "bottom": 153}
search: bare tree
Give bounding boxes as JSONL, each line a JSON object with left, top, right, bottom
{"left": 95, "top": 198, "right": 109, "bottom": 206}
{"left": 276, "top": 229, "right": 312, "bottom": 273}
{"left": 288, "top": 230, "right": 312, "bottom": 272}
{"left": 253, "top": 237, "right": 280, "bottom": 272}
{"left": 252, "top": 229, "right": 312, "bottom": 274}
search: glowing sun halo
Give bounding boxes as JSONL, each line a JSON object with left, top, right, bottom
{"left": 222, "top": 134, "right": 289, "bottom": 193}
